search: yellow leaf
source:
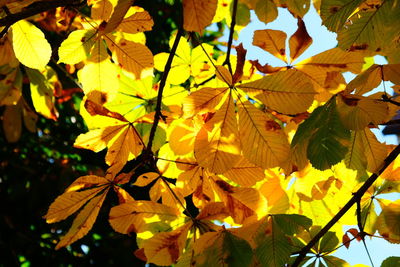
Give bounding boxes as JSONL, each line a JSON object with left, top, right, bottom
{"left": 253, "top": 29, "right": 287, "bottom": 63}
{"left": 58, "top": 29, "right": 97, "bottom": 65}
{"left": 222, "top": 156, "right": 265, "bottom": 187}
{"left": 107, "top": 38, "right": 154, "bottom": 78}
{"left": 376, "top": 199, "right": 400, "bottom": 244}
{"left": 25, "top": 67, "right": 59, "bottom": 120}
{"left": 134, "top": 172, "right": 160, "bottom": 187}
{"left": 2, "top": 103, "right": 21, "bottom": 143}
{"left": 195, "top": 95, "right": 241, "bottom": 173}
{"left": 109, "top": 200, "right": 180, "bottom": 234}
{"left": 55, "top": 190, "right": 108, "bottom": 249}
{"left": 183, "top": 0, "right": 218, "bottom": 33}
{"left": 212, "top": 178, "right": 268, "bottom": 224}
{"left": 345, "top": 64, "right": 382, "bottom": 95}
{"left": 91, "top": 0, "right": 113, "bottom": 21}
{"left": 44, "top": 186, "right": 107, "bottom": 224}
{"left": 182, "top": 87, "right": 227, "bottom": 118}
{"left": 259, "top": 170, "right": 289, "bottom": 214}
{"left": 168, "top": 119, "right": 197, "bottom": 155}
{"left": 142, "top": 225, "right": 190, "bottom": 266}
{"left": 11, "top": 20, "right": 51, "bottom": 70}
{"left": 78, "top": 59, "right": 120, "bottom": 99}
{"left": 238, "top": 69, "right": 316, "bottom": 115}
{"left": 238, "top": 100, "right": 290, "bottom": 168}
{"left": 337, "top": 94, "right": 389, "bottom": 130}
{"left": 103, "top": 0, "right": 134, "bottom": 34}
{"left": 118, "top": 10, "right": 154, "bottom": 34}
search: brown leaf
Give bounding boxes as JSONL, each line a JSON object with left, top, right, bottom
{"left": 232, "top": 43, "right": 247, "bottom": 84}
{"left": 183, "top": 0, "right": 218, "bottom": 33}
{"left": 289, "top": 18, "right": 312, "bottom": 62}
{"left": 250, "top": 59, "right": 285, "bottom": 74}
{"left": 85, "top": 99, "right": 128, "bottom": 122}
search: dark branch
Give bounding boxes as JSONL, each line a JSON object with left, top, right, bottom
{"left": 381, "top": 94, "right": 400, "bottom": 107}
{"left": 145, "top": 27, "right": 184, "bottom": 158}
{"left": 223, "top": 0, "right": 238, "bottom": 75}
{"left": 292, "top": 144, "right": 400, "bottom": 266}
{"left": 0, "top": 0, "right": 82, "bottom": 37}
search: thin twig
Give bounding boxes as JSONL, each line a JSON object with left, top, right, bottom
{"left": 356, "top": 199, "right": 375, "bottom": 267}
{"left": 292, "top": 144, "right": 400, "bottom": 266}
{"left": 145, "top": 28, "right": 184, "bottom": 158}
{"left": 381, "top": 94, "right": 400, "bottom": 107}
{"left": 223, "top": 0, "right": 238, "bottom": 75}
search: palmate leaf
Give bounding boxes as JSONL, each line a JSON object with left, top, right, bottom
{"left": 193, "top": 230, "right": 253, "bottom": 267}
{"left": 238, "top": 100, "right": 290, "bottom": 169}
{"left": 108, "top": 200, "right": 181, "bottom": 234}
{"left": 74, "top": 100, "right": 144, "bottom": 166}
{"left": 102, "top": 0, "right": 134, "bottom": 34}
{"left": 182, "top": 86, "right": 228, "bottom": 118}
{"left": 252, "top": 29, "right": 287, "bottom": 63}
{"left": 90, "top": 0, "right": 113, "bottom": 21}
{"left": 292, "top": 97, "right": 350, "bottom": 170}
{"left": 238, "top": 69, "right": 316, "bottom": 115}
{"left": 44, "top": 168, "right": 133, "bottom": 249}
{"left": 337, "top": 0, "right": 400, "bottom": 51}
{"left": 211, "top": 177, "right": 268, "bottom": 224}
{"left": 11, "top": 20, "right": 51, "bottom": 70}
{"left": 289, "top": 18, "right": 312, "bottom": 62}
{"left": 194, "top": 94, "right": 241, "bottom": 174}
{"left": 182, "top": 0, "right": 218, "bottom": 33}
{"left": 222, "top": 156, "right": 265, "bottom": 187}
{"left": 55, "top": 191, "right": 108, "bottom": 250}
{"left": 376, "top": 199, "right": 400, "bottom": 244}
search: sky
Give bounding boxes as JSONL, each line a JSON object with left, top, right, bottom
{"left": 225, "top": 4, "right": 400, "bottom": 267}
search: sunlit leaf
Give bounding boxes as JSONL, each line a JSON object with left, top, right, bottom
{"left": 11, "top": 20, "right": 51, "bottom": 70}
{"left": 118, "top": 10, "right": 154, "bottom": 34}
{"left": 289, "top": 18, "right": 312, "bottom": 62}
{"left": 183, "top": 0, "right": 218, "bottom": 33}
{"left": 252, "top": 29, "right": 287, "bottom": 63}
{"left": 238, "top": 100, "right": 290, "bottom": 169}
{"left": 239, "top": 69, "right": 316, "bottom": 115}
{"left": 195, "top": 94, "right": 241, "bottom": 174}
{"left": 58, "top": 29, "right": 97, "bottom": 65}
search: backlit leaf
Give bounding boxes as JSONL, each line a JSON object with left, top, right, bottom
{"left": 253, "top": 29, "right": 287, "bottom": 63}
{"left": 109, "top": 200, "right": 180, "bottom": 234}
{"left": 194, "top": 94, "right": 241, "bottom": 174}
{"left": 11, "top": 20, "right": 51, "bottom": 70}
{"left": 289, "top": 18, "right": 312, "bottom": 62}
{"left": 239, "top": 69, "right": 316, "bottom": 115}
{"left": 55, "top": 191, "right": 108, "bottom": 249}
{"left": 254, "top": 0, "right": 278, "bottom": 24}
{"left": 103, "top": 0, "right": 134, "bottom": 34}
{"left": 238, "top": 100, "right": 290, "bottom": 169}
{"left": 58, "top": 29, "right": 97, "bottom": 65}
{"left": 320, "top": 0, "right": 363, "bottom": 32}
{"left": 183, "top": 0, "right": 218, "bottom": 33}
{"left": 118, "top": 10, "right": 154, "bottom": 34}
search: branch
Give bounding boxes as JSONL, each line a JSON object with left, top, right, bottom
{"left": 381, "top": 94, "right": 400, "bottom": 107}
{"left": 145, "top": 27, "right": 184, "bottom": 159}
{"left": 223, "top": 0, "right": 238, "bottom": 75}
{"left": 0, "top": 0, "right": 82, "bottom": 37}
{"left": 292, "top": 144, "right": 400, "bottom": 266}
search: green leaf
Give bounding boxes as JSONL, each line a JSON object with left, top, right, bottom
{"left": 320, "top": 0, "right": 363, "bottom": 32}
{"left": 381, "top": 257, "right": 400, "bottom": 267}
{"left": 292, "top": 97, "right": 350, "bottom": 170}
{"left": 323, "top": 255, "right": 350, "bottom": 267}
{"left": 272, "top": 214, "right": 312, "bottom": 235}
{"left": 318, "top": 231, "right": 339, "bottom": 253}
{"left": 195, "top": 230, "right": 253, "bottom": 267}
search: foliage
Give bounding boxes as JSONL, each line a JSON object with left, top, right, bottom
{"left": 1, "top": 0, "right": 400, "bottom": 266}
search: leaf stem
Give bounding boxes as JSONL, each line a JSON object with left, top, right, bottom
{"left": 292, "top": 144, "right": 400, "bottom": 266}
{"left": 223, "top": 0, "right": 238, "bottom": 75}
{"left": 145, "top": 27, "right": 184, "bottom": 159}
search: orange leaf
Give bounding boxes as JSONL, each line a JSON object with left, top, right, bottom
{"left": 253, "top": 29, "right": 287, "bottom": 63}
{"left": 232, "top": 43, "right": 247, "bottom": 84}
{"left": 118, "top": 10, "right": 154, "bottom": 34}
{"left": 183, "top": 0, "right": 218, "bottom": 33}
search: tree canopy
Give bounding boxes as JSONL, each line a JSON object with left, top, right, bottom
{"left": 1, "top": 0, "right": 400, "bottom": 266}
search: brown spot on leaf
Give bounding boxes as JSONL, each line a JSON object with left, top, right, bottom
{"left": 215, "top": 180, "right": 234, "bottom": 193}
{"left": 330, "top": 6, "right": 339, "bottom": 13}
{"left": 202, "top": 112, "right": 215, "bottom": 123}
{"left": 341, "top": 94, "right": 359, "bottom": 106}
{"left": 349, "top": 44, "right": 368, "bottom": 51}
{"left": 265, "top": 120, "right": 281, "bottom": 131}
